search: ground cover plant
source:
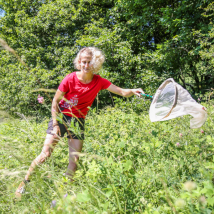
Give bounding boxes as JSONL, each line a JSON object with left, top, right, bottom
{"left": 0, "top": 101, "right": 214, "bottom": 213}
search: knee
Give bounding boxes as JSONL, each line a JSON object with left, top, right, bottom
{"left": 53, "top": 135, "right": 60, "bottom": 140}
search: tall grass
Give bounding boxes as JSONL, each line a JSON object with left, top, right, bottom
{"left": 0, "top": 103, "right": 214, "bottom": 213}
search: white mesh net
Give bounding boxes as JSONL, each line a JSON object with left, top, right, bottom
{"left": 149, "top": 78, "right": 207, "bottom": 128}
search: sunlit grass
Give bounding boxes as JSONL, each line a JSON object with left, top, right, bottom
{"left": 0, "top": 103, "right": 213, "bottom": 213}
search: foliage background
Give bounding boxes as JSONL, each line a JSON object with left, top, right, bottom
{"left": 0, "top": 0, "right": 214, "bottom": 115}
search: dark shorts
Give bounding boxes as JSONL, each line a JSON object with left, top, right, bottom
{"left": 46, "top": 115, "right": 85, "bottom": 140}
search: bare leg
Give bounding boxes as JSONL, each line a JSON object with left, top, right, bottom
{"left": 15, "top": 134, "right": 60, "bottom": 199}
{"left": 25, "top": 134, "right": 60, "bottom": 180}
{"left": 66, "top": 138, "right": 83, "bottom": 180}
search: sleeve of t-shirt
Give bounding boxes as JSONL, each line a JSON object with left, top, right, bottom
{"left": 100, "top": 77, "right": 112, "bottom": 90}
{"left": 58, "top": 74, "right": 70, "bottom": 92}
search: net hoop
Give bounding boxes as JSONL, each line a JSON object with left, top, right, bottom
{"left": 149, "top": 78, "right": 207, "bottom": 128}
{"left": 150, "top": 78, "right": 177, "bottom": 121}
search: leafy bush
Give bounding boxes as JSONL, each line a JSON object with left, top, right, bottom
{"left": 1, "top": 0, "right": 214, "bottom": 116}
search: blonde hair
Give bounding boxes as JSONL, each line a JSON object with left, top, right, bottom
{"left": 73, "top": 47, "right": 105, "bottom": 73}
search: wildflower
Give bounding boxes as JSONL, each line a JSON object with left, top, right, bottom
{"left": 199, "top": 196, "right": 207, "bottom": 206}
{"left": 201, "top": 130, "right": 204, "bottom": 134}
{"left": 37, "top": 94, "right": 44, "bottom": 104}
{"left": 179, "top": 133, "right": 183, "bottom": 138}
{"left": 176, "top": 142, "right": 180, "bottom": 147}
{"left": 202, "top": 106, "right": 207, "bottom": 111}
{"left": 184, "top": 181, "right": 197, "bottom": 192}
{"left": 140, "top": 197, "right": 147, "bottom": 205}
{"left": 175, "top": 198, "right": 186, "bottom": 208}
{"left": 51, "top": 200, "right": 57, "bottom": 208}
{"left": 198, "top": 97, "right": 201, "bottom": 101}
{"left": 64, "top": 193, "right": 68, "bottom": 198}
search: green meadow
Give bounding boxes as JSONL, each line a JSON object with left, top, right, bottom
{"left": 0, "top": 103, "right": 213, "bottom": 214}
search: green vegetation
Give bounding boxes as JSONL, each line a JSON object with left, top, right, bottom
{"left": 0, "top": 0, "right": 214, "bottom": 115}
{"left": 0, "top": 102, "right": 214, "bottom": 213}
{"left": 1, "top": 0, "right": 214, "bottom": 213}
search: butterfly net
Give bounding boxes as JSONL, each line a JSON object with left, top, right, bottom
{"left": 149, "top": 78, "right": 207, "bottom": 128}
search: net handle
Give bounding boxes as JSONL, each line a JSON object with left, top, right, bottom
{"left": 140, "top": 93, "right": 153, "bottom": 98}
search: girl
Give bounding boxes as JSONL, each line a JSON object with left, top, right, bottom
{"left": 15, "top": 47, "right": 144, "bottom": 199}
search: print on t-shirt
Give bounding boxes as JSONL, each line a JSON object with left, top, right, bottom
{"left": 61, "top": 95, "right": 79, "bottom": 109}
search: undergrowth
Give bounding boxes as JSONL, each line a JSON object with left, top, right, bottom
{"left": 0, "top": 103, "right": 214, "bottom": 213}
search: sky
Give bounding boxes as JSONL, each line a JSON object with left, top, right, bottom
{"left": 0, "top": 9, "right": 5, "bottom": 17}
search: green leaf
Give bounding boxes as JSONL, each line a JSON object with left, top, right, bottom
{"left": 119, "top": 141, "right": 126, "bottom": 148}
{"left": 207, "top": 197, "right": 214, "bottom": 206}
{"left": 123, "top": 160, "right": 132, "bottom": 171}
{"left": 76, "top": 190, "right": 91, "bottom": 202}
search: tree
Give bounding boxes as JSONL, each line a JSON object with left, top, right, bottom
{"left": 0, "top": 0, "right": 213, "bottom": 115}
{"left": 193, "top": 2, "right": 214, "bottom": 93}
{"left": 143, "top": 0, "right": 214, "bottom": 94}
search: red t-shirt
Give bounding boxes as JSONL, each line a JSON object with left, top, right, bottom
{"left": 58, "top": 72, "right": 112, "bottom": 118}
